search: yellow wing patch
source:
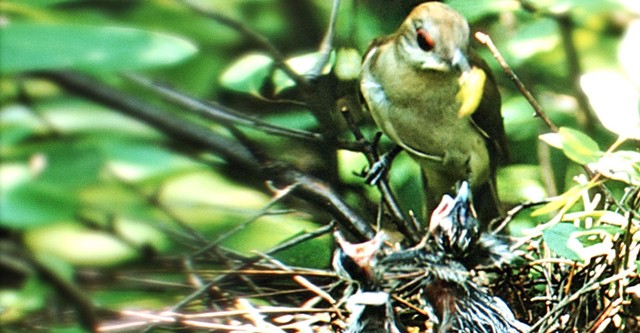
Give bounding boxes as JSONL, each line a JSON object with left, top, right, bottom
{"left": 456, "top": 66, "right": 487, "bottom": 118}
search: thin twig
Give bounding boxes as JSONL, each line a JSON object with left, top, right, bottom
{"left": 43, "top": 71, "right": 260, "bottom": 171}
{"left": 492, "top": 199, "right": 549, "bottom": 234}
{"left": 193, "top": 184, "right": 299, "bottom": 256}
{"left": 112, "top": 171, "right": 210, "bottom": 245}
{"left": 264, "top": 163, "right": 375, "bottom": 241}
{"left": 474, "top": 32, "right": 559, "bottom": 133}
{"left": 308, "top": 0, "right": 341, "bottom": 79}
{"left": 254, "top": 253, "right": 338, "bottom": 306}
{"left": 258, "top": 221, "right": 336, "bottom": 259}
{"left": 178, "top": 0, "right": 308, "bottom": 88}
{"left": 340, "top": 106, "right": 421, "bottom": 244}
{"left": 125, "top": 74, "right": 324, "bottom": 142}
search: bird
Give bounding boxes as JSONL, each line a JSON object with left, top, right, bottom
{"left": 380, "top": 181, "right": 527, "bottom": 333}
{"left": 333, "top": 231, "right": 387, "bottom": 291}
{"left": 428, "top": 181, "right": 513, "bottom": 269}
{"left": 332, "top": 231, "right": 403, "bottom": 333}
{"left": 360, "top": 1, "right": 507, "bottom": 226}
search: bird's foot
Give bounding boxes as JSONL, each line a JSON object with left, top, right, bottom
{"left": 364, "top": 145, "right": 402, "bottom": 185}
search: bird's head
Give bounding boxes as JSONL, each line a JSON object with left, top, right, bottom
{"left": 428, "top": 181, "right": 480, "bottom": 256}
{"left": 396, "top": 2, "right": 471, "bottom": 73}
{"left": 333, "top": 231, "right": 387, "bottom": 287}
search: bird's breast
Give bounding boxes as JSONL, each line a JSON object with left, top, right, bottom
{"left": 362, "top": 50, "right": 489, "bottom": 181}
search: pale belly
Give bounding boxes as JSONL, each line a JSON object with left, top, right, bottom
{"left": 362, "top": 73, "right": 490, "bottom": 188}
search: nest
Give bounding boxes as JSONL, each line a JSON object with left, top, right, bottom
{"left": 98, "top": 197, "right": 640, "bottom": 333}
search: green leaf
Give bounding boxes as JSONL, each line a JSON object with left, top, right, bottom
{"left": 543, "top": 223, "right": 616, "bottom": 262}
{"left": 543, "top": 223, "right": 583, "bottom": 261}
{"left": 219, "top": 53, "right": 273, "bottom": 96}
{"left": 590, "top": 150, "right": 640, "bottom": 186}
{"left": 0, "top": 181, "right": 78, "bottom": 229}
{"left": 24, "top": 219, "right": 168, "bottom": 267}
{"left": 558, "top": 127, "right": 603, "bottom": 164}
{"left": 0, "top": 22, "right": 198, "bottom": 74}
{"left": 100, "top": 139, "right": 199, "bottom": 182}
{"left": 37, "top": 98, "right": 161, "bottom": 138}
{"left": 273, "top": 232, "right": 332, "bottom": 268}
{"left": 263, "top": 110, "right": 318, "bottom": 131}
{"left": 36, "top": 143, "right": 105, "bottom": 190}
{"left": 531, "top": 184, "right": 588, "bottom": 216}
{"left": 0, "top": 141, "right": 104, "bottom": 229}
{"left": 13, "top": 0, "right": 77, "bottom": 6}
{"left": 507, "top": 19, "right": 560, "bottom": 61}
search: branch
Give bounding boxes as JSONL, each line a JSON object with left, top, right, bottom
{"left": 308, "top": 0, "right": 340, "bottom": 79}
{"left": 340, "top": 106, "right": 421, "bottom": 243}
{"left": 43, "top": 71, "right": 261, "bottom": 171}
{"left": 179, "top": 0, "right": 309, "bottom": 88}
{"left": 475, "top": 32, "right": 559, "bottom": 133}
{"left": 125, "top": 74, "right": 324, "bottom": 142}
{"left": 0, "top": 251, "right": 99, "bottom": 332}
{"left": 264, "top": 163, "right": 376, "bottom": 241}
{"left": 43, "top": 71, "right": 373, "bottom": 241}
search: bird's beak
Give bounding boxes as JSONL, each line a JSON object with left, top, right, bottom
{"left": 333, "top": 231, "right": 387, "bottom": 279}
{"left": 429, "top": 181, "right": 473, "bottom": 233}
{"left": 454, "top": 180, "right": 471, "bottom": 204}
{"left": 452, "top": 48, "right": 471, "bottom": 74}
{"left": 451, "top": 180, "right": 476, "bottom": 219}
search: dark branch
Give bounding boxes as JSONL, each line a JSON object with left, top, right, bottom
{"left": 474, "top": 32, "right": 559, "bottom": 133}
{"left": 124, "top": 74, "right": 324, "bottom": 142}
{"left": 43, "top": 71, "right": 373, "bottom": 242}
{"left": 340, "top": 106, "right": 421, "bottom": 243}
{"left": 264, "top": 163, "right": 376, "bottom": 241}
{"left": 43, "top": 71, "right": 261, "bottom": 171}
{"left": 178, "top": 0, "right": 309, "bottom": 88}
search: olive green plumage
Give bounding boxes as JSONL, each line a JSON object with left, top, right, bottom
{"left": 360, "top": 2, "right": 507, "bottom": 225}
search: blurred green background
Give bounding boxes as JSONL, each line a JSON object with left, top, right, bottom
{"left": 1, "top": 0, "right": 638, "bottom": 331}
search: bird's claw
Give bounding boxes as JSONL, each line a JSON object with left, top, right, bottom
{"left": 364, "top": 146, "right": 402, "bottom": 185}
{"left": 364, "top": 155, "right": 391, "bottom": 185}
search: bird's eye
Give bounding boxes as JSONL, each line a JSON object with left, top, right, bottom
{"left": 416, "top": 28, "right": 435, "bottom": 52}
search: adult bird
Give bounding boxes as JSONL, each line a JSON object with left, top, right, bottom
{"left": 360, "top": 2, "right": 507, "bottom": 226}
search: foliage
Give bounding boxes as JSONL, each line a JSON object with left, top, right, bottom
{"left": 0, "top": 0, "right": 639, "bottom": 332}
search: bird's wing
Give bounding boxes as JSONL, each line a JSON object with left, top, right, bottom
{"left": 468, "top": 51, "right": 509, "bottom": 165}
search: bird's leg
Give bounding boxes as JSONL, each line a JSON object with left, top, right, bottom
{"left": 365, "top": 144, "right": 403, "bottom": 185}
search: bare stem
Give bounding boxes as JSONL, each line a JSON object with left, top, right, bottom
{"left": 179, "top": 0, "right": 309, "bottom": 88}
{"left": 475, "top": 32, "right": 559, "bottom": 133}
